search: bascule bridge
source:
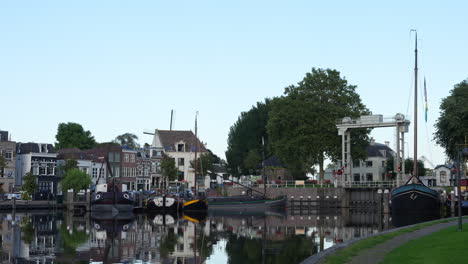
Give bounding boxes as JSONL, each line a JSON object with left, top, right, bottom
{"left": 336, "top": 114, "right": 410, "bottom": 188}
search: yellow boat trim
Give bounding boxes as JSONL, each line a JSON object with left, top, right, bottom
{"left": 183, "top": 199, "right": 200, "bottom": 207}
{"left": 183, "top": 215, "right": 199, "bottom": 223}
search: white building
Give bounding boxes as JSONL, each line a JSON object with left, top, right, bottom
{"left": 16, "top": 143, "right": 58, "bottom": 194}
{"left": 151, "top": 129, "right": 208, "bottom": 189}
{"left": 433, "top": 165, "right": 454, "bottom": 187}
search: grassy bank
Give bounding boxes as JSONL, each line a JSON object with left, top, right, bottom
{"left": 322, "top": 218, "right": 463, "bottom": 264}
{"left": 382, "top": 223, "right": 468, "bottom": 264}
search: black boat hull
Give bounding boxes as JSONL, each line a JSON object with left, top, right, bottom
{"left": 182, "top": 199, "right": 208, "bottom": 211}
{"left": 146, "top": 196, "right": 181, "bottom": 212}
{"left": 91, "top": 192, "right": 134, "bottom": 212}
{"left": 391, "top": 184, "right": 440, "bottom": 227}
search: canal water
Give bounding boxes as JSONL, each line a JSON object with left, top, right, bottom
{"left": 0, "top": 209, "right": 438, "bottom": 263}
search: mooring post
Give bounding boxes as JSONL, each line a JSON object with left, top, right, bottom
{"left": 383, "top": 189, "right": 390, "bottom": 214}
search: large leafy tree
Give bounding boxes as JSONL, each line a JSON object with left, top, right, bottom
{"left": 55, "top": 122, "right": 97, "bottom": 150}
{"left": 61, "top": 168, "right": 92, "bottom": 193}
{"left": 113, "top": 133, "right": 140, "bottom": 149}
{"left": 243, "top": 149, "right": 261, "bottom": 175}
{"left": 434, "top": 79, "right": 468, "bottom": 161}
{"left": 226, "top": 99, "right": 274, "bottom": 176}
{"left": 267, "top": 68, "right": 370, "bottom": 180}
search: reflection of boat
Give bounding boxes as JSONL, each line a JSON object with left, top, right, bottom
{"left": 207, "top": 196, "right": 287, "bottom": 212}
{"left": 146, "top": 195, "right": 182, "bottom": 212}
{"left": 390, "top": 31, "right": 440, "bottom": 220}
{"left": 153, "top": 214, "right": 176, "bottom": 225}
{"left": 90, "top": 210, "right": 135, "bottom": 221}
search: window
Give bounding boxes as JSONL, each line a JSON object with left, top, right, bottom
{"left": 151, "top": 162, "right": 156, "bottom": 173}
{"left": 108, "top": 153, "right": 114, "bottom": 162}
{"left": 440, "top": 171, "right": 447, "bottom": 183}
{"left": 123, "top": 167, "right": 127, "bottom": 177}
{"left": 366, "top": 173, "right": 373, "bottom": 181}
{"left": 4, "top": 152, "right": 12, "bottom": 161}
{"left": 353, "top": 161, "right": 360, "bottom": 168}
{"left": 144, "top": 167, "right": 148, "bottom": 176}
{"left": 47, "top": 164, "right": 54, "bottom": 175}
{"left": 353, "top": 173, "right": 360, "bottom": 182}
{"left": 124, "top": 154, "right": 129, "bottom": 162}
{"left": 114, "top": 153, "right": 120, "bottom": 162}
{"left": 113, "top": 167, "right": 120, "bottom": 177}
{"left": 39, "top": 166, "right": 46, "bottom": 175}
{"left": 92, "top": 168, "right": 98, "bottom": 178}
{"left": 33, "top": 166, "right": 39, "bottom": 175}
{"left": 156, "top": 151, "right": 162, "bottom": 157}
{"left": 178, "top": 158, "right": 185, "bottom": 166}
{"left": 382, "top": 161, "right": 385, "bottom": 168}
{"left": 177, "top": 144, "right": 185, "bottom": 152}
{"left": 99, "top": 168, "right": 105, "bottom": 178}
{"left": 130, "top": 154, "right": 135, "bottom": 163}
{"left": 80, "top": 167, "right": 88, "bottom": 174}
{"left": 366, "top": 161, "right": 373, "bottom": 167}
{"left": 39, "top": 181, "right": 51, "bottom": 191}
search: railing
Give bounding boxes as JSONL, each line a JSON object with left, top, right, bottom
{"left": 224, "top": 180, "right": 396, "bottom": 189}
{"left": 343, "top": 181, "right": 396, "bottom": 188}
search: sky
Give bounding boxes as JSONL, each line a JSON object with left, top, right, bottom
{"left": 1, "top": 1, "right": 467, "bottom": 167}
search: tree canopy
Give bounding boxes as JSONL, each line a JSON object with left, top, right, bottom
{"left": 113, "top": 133, "right": 140, "bottom": 149}
{"left": 22, "top": 172, "right": 37, "bottom": 198}
{"left": 190, "top": 153, "right": 214, "bottom": 177}
{"left": 61, "top": 168, "right": 92, "bottom": 193}
{"left": 55, "top": 122, "right": 97, "bottom": 150}
{"left": 161, "top": 157, "right": 178, "bottom": 182}
{"left": 267, "top": 68, "right": 370, "bottom": 179}
{"left": 226, "top": 99, "right": 273, "bottom": 176}
{"left": 434, "top": 79, "right": 468, "bottom": 161}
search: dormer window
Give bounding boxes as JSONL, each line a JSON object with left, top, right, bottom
{"left": 41, "top": 144, "right": 47, "bottom": 153}
{"left": 177, "top": 144, "right": 185, "bottom": 152}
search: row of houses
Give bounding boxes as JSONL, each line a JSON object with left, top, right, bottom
{"left": 0, "top": 129, "right": 208, "bottom": 196}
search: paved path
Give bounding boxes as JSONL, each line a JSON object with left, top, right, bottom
{"left": 302, "top": 218, "right": 467, "bottom": 264}
{"left": 347, "top": 218, "right": 468, "bottom": 264}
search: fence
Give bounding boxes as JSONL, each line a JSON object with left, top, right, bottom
{"left": 225, "top": 180, "right": 396, "bottom": 189}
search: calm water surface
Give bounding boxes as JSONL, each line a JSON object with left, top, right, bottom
{"left": 0, "top": 210, "right": 406, "bottom": 264}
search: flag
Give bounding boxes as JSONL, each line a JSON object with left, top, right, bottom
{"left": 424, "top": 77, "right": 428, "bottom": 123}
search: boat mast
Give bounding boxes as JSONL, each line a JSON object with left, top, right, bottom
{"left": 194, "top": 112, "right": 198, "bottom": 195}
{"left": 413, "top": 31, "right": 418, "bottom": 179}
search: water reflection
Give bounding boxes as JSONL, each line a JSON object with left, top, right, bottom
{"left": 0, "top": 210, "right": 397, "bottom": 264}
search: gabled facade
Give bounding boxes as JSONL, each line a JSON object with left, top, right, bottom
{"left": 151, "top": 129, "right": 208, "bottom": 188}
{"left": 434, "top": 164, "right": 454, "bottom": 187}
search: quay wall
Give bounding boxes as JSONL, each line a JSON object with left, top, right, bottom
{"left": 225, "top": 186, "right": 391, "bottom": 210}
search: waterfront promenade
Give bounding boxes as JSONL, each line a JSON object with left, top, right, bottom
{"left": 302, "top": 217, "right": 468, "bottom": 264}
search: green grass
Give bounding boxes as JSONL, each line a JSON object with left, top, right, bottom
{"left": 382, "top": 223, "right": 468, "bottom": 264}
{"left": 323, "top": 218, "right": 465, "bottom": 264}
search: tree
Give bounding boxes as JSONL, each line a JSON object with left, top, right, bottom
{"left": 55, "top": 122, "right": 97, "bottom": 150}
{"left": 434, "top": 79, "right": 468, "bottom": 161}
{"left": 113, "top": 133, "right": 140, "bottom": 149}
{"left": 22, "top": 172, "right": 37, "bottom": 198}
{"left": 61, "top": 168, "right": 92, "bottom": 193}
{"left": 57, "top": 159, "right": 78, "bottom": 177}
{"left": 226, "top": 99, "right": 274, "bottom": 176}
{"left": 161, "top": 157, "right": 178, "bottom": 184}
{"left": 404, "top": 158, "right": 427, "bottom": 177}
{"left": 267, "top": 68, "right": 370, "bottom": 180}
{"left": 190, "top": 153, "right": 214, "bottom": 177}
{"left": 243, "top": 149, "right": 261, "bottom": 175}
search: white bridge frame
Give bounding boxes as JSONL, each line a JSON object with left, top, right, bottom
{"left": 336, "top": 114, "right": 410, "bottom": 188}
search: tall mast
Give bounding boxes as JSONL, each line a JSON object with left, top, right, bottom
{"left": 413, "top": 31, "right": 418, "bottom": 178}
{"left": 194, "top": 112, "right": 198, "bottom": 195}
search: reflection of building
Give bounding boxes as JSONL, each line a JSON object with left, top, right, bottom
{"left": 0, "top": 131, "right": 16, "bottom": 192}
{"left": 16, "top": 143, "right": 58, "bottom": 194}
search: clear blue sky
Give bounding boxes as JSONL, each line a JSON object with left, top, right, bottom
{"left": 1, "top": 1, "right": 467, "bottom": 167}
